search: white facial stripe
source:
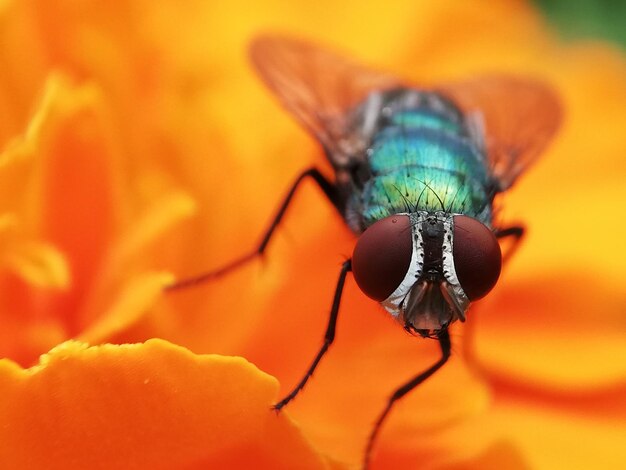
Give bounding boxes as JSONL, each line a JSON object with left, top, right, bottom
{"left": 442, "top": 216, "right": 470, "bottom": 312}
{"left": 381, "top": 212, "right": 423, "bottom": 318}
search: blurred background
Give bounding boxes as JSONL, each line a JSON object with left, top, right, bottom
{"left": 535, "top": 0, "right": 626, "bottom": 47}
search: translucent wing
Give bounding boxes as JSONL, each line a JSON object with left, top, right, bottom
{"left": 249, "top": 35, "right": 402, "bottom": 164}
{"left": 439, "top": 76, "right": 562, "bottom": 191}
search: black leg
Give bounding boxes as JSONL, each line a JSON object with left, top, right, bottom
{"left": 495, "top": 225, "right": 524, "bottom": 264}
{"left": 363, "top": 329, "right": 452, "bottom": 469}
{"left": 273, "top": 259, "right": 352, "bottom": 411}
{"left": 166, "top": 167, "right": 339, "bottom": 291}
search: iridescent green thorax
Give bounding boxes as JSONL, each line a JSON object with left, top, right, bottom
{"left": 346, "top": 90, "right": 493, "bottom": 232}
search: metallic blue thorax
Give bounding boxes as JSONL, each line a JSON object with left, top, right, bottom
{"left": 345, "top": 89, "right": 493, "bottom": 233}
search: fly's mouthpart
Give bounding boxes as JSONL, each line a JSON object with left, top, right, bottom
{"left": 440, "top": 280, "right": 467, "bottom": 322}
{"left": 403, "top": 321, "right": 447, "bottom": 339}
{"left": 400, "top": 279, "right": 469, "bottom": 331}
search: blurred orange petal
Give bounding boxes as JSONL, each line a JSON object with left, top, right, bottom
{"left": 78, "top": 272, "right": 173, "bottom": 344}
{"left": 0, "top": 67, "right": 194, "bottom": 364}
{"left": 474, "top": 275, "right": 626, "bottom": 390}
{"left": 1, "top": 238, "right": 69, "bottom": 288}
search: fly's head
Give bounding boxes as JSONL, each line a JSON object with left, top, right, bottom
{"left": 352, "top": 212, "right": 502, "bottom": 336}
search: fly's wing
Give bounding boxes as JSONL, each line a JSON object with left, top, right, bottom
{"left": 439, "top": 76, "right": 562, "bottom": 191}
{"left": 249, "top": 35, "right": 402, "bottom": 167}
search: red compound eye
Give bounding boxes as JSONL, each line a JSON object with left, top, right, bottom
{"left": 352, "top": 215, "right": 413, "bottom": 301}
{"left": 452, "top": 215, "right": 502, "bottom": 300}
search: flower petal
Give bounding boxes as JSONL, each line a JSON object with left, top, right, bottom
{"left": 2, "top": 238, "right": 69, "bottom": 288}
{"left": 78, "top": 272, "right": 173, "bottom": 344}
{"left": 470, "top": 274, "right": 626, "bottom": 390}
{"left": 0, "top": 339, "right": 339, "bottom": 469}
{"left": 78, "top": 190, "right": 196, "bottom": 334}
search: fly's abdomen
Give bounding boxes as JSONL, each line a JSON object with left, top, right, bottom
{"left": 350, "top": 105, "right": 492, "bottom": 231}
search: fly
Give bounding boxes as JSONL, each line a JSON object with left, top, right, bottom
{"left": 167, "top": 36, "right": 562, "bottom": 468}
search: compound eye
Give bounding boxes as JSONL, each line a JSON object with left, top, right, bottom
{"left": 352, "top": 215, "right": 413, "bottom": 301}
{"left": 452, "top": 215, "right": 502, "bottom": 300}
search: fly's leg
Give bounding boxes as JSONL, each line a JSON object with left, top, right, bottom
{"left": 167, "top": 167, "right": 346, "bottom": 410}
{"left": 495, "top": 225, "right": 524, "bottom": 264}
{"left": 273, "top": 259, "right": 352, "bottom": 411}
{"left": 166, "top": 167, "right": 340, "bottom": 291}
{"left": 363, "top": 329, "right": 451, "bottom": 470}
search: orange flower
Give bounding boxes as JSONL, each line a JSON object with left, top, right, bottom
{"left": 0, "top": 0, "right": 625, "bottom": 468}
